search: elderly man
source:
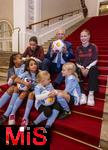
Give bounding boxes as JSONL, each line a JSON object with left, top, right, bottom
{"left": 45, "top": 28, "right": 74, "bottom": 88}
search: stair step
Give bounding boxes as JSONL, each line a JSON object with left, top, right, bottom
{"left": 0, "top": 72, "right": 7, "bottom": 78}
{"left": 98, "top": 55, "right": 108, "bottom": 60}
{"left": 103, "top": 101, "right": 108, "bottom": 121}
{"left": 100, "top": 120, "right": 108, "bottom": 150}
{"left": 98, "top": 60, "right": 108, "bottom": 67}
{"left": 99, "top": 51, "right": 108, "bottom": 55}
{"left": 98, "top": 67, "right": 108, "bottom": 75}
{"left": 51, "top": 132, "right": 98, "bottom": 150}
{"left": 54, "top": 113, "right": 101, "bottom": 146}
{"left": 73, "top": 99, "right": 104, "bottom": 118}
{"left": 0, "top": 66, "right": 8, "bottom": 72}
{"left": 0, "top": 80, "right": 7, "bottom": 85}
{"left": 98, "top": 75, "right": 107, "bottom": 86}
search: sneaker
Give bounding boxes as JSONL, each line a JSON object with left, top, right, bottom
{"left": 74, "top": 98, "right": 80, "bottom": 106}
{"left": 8, "top": 114, "right": 15, "bottom": 125}
{"left": 87, "top": 94, "right": 95, "bottom": 106}
{"left": 19, "top": 119, "right": 28, "bottom": 132}
{"left": 80, "top": 94, "right": 87, "bottom": 105}
{"left": 45, "top": 125, "right": 51, "bottom": 129}
{"left": 0, "top": 115, "right": 8, "bottom": 125}
{"left": 59, "top": 111, "right": 71, "bottom": 119}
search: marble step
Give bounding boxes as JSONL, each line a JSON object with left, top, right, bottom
{"left": 100, "top": 120, "right": 108, "bottom": 150}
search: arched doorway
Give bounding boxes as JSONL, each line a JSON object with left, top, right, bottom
{"left": 0, "top": 20, "right": 12, "bottom": 52}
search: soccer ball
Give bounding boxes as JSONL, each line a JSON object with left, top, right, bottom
{"left": 52, "top": 39, "right": 65, "bottom": 53}
{"left": 17, "top": 78, "right": 31, "bottom": 91}
{"left": 44, "top": 97, "right": 55, "bottom": 106}
{"left": 40, "top": 90, "right": 55, "bottom": 106}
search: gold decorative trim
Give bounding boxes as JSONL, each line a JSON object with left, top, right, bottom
{"left": 73, "top": 111, "right": 103, "bottom": 120}
{"left": 53, "top": 130, "right": 103, "bottom": 150}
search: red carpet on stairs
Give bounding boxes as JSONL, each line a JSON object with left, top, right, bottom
{"left": 0, "top": 15, "right": 108, "bottom": 149}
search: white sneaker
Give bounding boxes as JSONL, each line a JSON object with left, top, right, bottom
{"left": 87, "top": 94, "right": 95, "bottom": 106}
{"left": 19, "top": 118, "right": 28, "bottom": 132}
{"left": 80, "top": 94, "right": 87, "bottom": 105}
{"left": 8, "top": 114, "right": 15, "bottom": 125}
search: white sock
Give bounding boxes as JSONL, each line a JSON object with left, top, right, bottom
{"left": 89, "top": 91, "right": 94, "bottom": 95}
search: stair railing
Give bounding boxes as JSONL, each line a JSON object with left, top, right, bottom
{"left": 26, "top": 8, "right": 84, "bottom": 30}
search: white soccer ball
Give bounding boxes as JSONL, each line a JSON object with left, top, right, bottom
{"left": 17, "top": 78, "right": 31, "bottom": 91}
{"left": 52, "top": 39, "right": 65, "bottom": 53}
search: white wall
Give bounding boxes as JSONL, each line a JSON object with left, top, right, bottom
{"left": 0, "top": 0, "right": 13, "bottom": 26}
{"left": 12, "top": 0, "right": 83, "bottom": 53}
{"left": 99, "top": 0, "right": 108, "bottom": 2}
{"left": 41, "top": 0, "right": 81, "bottom": 20}
{"left": 85, "top": 0, "right": 99, "bottom": 17}
{"left": 12, "top": 0, "right": 28, "bottom": 53}
{"left": 85, "top": 0, "right": 108, "bottom": 17}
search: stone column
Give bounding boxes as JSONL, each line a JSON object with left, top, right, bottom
{"left": 12, "top": 0, "right": 28, "bottom": 53}
{"left": 33, "top": 0, "right": 42, "bottom": 32}
{"left": 12, "top": 0, "right": 42, "bottom": 53}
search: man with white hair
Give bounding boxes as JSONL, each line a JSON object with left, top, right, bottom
{"left": 45, "top": 28, "right": 74, "bottom": 88}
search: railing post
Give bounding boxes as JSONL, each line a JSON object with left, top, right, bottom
{"left": 13, "top": 27, "right": 21, "bottom": 53}
{"left": 17, "top": 28, "right": 20, "bottom": 53}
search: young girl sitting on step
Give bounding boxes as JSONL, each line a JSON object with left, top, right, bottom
{"left": 76, "top": 29, "right": 98, "bottom": 106}
{"left": 32, "top": 71, "right": 61, "bottom": 129}
{"left": 0, "top": 53, "right": 25, "bottom": 124}
{"left": 8, "top": 58, "right": 39, "bottom": 125}
{"left": 56, "top": 62, "right": 81, "bottom": 119}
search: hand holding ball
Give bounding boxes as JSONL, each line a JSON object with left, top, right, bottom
{"left": 36, "top": 90, "right": 55, "bottom": 106}
{"left": 52, "top": 39, "right": 65, "bottom": 53}
{"left": 17, "top": 78, "right": 31, "bottom": 91}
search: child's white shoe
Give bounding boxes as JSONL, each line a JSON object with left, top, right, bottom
{"left": 19, "top": 119, "right": 28, "bottom": 132}
{"left": 8, "top": 114, "right": 15, "bottom": 125}
{"left": 87, "top": 94, "right": 95, "bottom": 106}
{"left": 80, "top": 94, "right": 87, "bottom": 105}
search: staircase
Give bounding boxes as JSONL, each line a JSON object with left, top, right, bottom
{"left": 0, "top": 16, "right": 108, "bottom": 150}
{"left": 0, "top": 52, "right": 12, "bottom": 84}
{"left": 0, "top": 18, "right": 88, "bottom": 84}
{"left": 51, "top": 15, "right": 108, "bottom": 150}
{"left": 43, "top": 18, "right": 89, "bottom": 54}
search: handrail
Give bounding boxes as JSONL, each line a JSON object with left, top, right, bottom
{"left": 0, "top": 27, "right": 21, "bottom": 53}
{"left": 27, "top": 9, "right": 83, "bottom": 29}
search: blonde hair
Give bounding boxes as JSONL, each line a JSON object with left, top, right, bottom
{"left": 36, "top": 71, "right": 50, "bottom": 83}
{"left": 63, "top": 62, "right": 79, "bottom": 81}
{"left": 81, "top": 29, "right": 90, "bottom": 35}
{"left": 56, "top": 28, "right": 65, "bottom": 35}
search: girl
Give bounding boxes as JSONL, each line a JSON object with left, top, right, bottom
{"left": 32, "top": 71, "right": 60, "bottom": 129}
{"left": 56, "top": 62, "right": 81, "bottom": 118}
{"left": 0, "top": 53, "right": 25, "bottom": 124}
{"left": 8, "top": 58, "right": 39, "bottom": 125}
{"left": 22, "top": 36, "right": 47, "bottom": 70}
{"left": 7, "top": 53, "right": 25, "bottom": 85}
{"left": 76, "top": 29, "right": 98, "bottom": 106}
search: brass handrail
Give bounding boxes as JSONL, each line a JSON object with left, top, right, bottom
{"left": 27, "top": 9, "right": 83, "bottom": 29}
